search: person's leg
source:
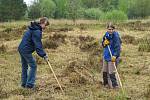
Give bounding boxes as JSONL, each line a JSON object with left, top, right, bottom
{"left": 108, "top": 62, "right": 118, "bottom": 88}
{"left": 24, "top": 54, "right": 37, "bottom": 88}
{"left": 19, "top": 53, "right": 28, "bottom": 88}
{"left": 102, "top": 58, "right": 108, "bottom": 86}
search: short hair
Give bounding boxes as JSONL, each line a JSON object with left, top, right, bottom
{"left": 107, "top": 22, "right": 115, "bottom": 29}
{"left": 39, "top": 17, "right": 49, "bottom": 26}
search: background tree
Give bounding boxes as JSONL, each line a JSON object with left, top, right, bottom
{"left": 67, "top": 0, "right": 84, "bottom": 24}
{"left": 1, "top": 0, "right": 150, "bottom": 21}
{"left": 39, "top": 0, "right": 56, "bottom": 18}
{"left": 81, "top": 0, "right": 102, "bottom": 8}
{"left": 128, "top": 0, "right": 150, "bottom": 18}
{"left": 100, "top": 0, "right": 119, "bottom": 12}
{"left": 0, "top": 0, "right": 27, "bottom": 21}
{"left": 53, "top": 0, "right": 69, "bottom": 18}
{"left": 118, "top": 0, "right": 128, "bottom": 13}
{"left": 28, "top": 1, "right": 41, "bottom": 19}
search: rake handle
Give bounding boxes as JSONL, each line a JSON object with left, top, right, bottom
{"left": 107, "top": 45, "right": 123, "bottom": 88}
{"left": 47, "top": 61, "right": 64, "bottom": 94}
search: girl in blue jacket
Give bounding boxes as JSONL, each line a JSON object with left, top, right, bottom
{"left": 18, "top": 17, "right": 49, "bottom": 88}
{"left": 102, "top": 23, "right": 122, "bottom": 88}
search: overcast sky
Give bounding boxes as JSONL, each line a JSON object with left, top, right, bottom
{"left": 24, "top": 0, "right": 34, "bottom": 5}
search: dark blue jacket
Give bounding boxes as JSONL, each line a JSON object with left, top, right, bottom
{"left": 102, "top": 31, "right": 121, "bottom": 61}
{"left": 18, "top": 22, "right": 46, "bottom": 57}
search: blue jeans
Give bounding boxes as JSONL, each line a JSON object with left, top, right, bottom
{"left": 19, "top": 51, "right": 37, "bottom": 87}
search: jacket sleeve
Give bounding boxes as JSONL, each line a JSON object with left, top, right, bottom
{"left": 113, "top": 33, "right": 121, "bottom": 57}
{"left": 32, "top": 30, "right": 46, "bottom": 57}
{"left": 102, "top": 35, "right": 106, "bottom": 47}
{"left": 102, "top": 32, "right": 111, "bottom": 48}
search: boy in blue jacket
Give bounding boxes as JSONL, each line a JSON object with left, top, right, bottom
{"left": 18, "top": 17, "right": 49, "bottom": 88}
{"left": 102, "top": 23, "right": 122, "bottom": 88}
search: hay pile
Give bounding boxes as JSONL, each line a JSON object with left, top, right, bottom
{"left": 43, "top": 33, "right": 67, "bottom": 49}
{"left": 0, "top": 26, "right": 26, "bottom": 41}
{"left": 138, "top": 35, "right": 150, "bottom": 52}
{"left": 63, "top": 60, "right": 97, "bottom": 85}
{"left": 0, "top": 44, "right": 7, "bottom": 53}
{"left": 121, "top": 34, "right": 136, "bottom": 44}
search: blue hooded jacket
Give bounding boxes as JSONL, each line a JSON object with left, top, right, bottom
{"left": 18, "top": 22, "right": 46, "bottom": 58}
{"left": 102, "top": 31, "right": 121, "bottom": 61}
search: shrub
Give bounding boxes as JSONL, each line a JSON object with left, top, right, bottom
{"left": 3, "top": 28, "right": 12, "bottom": 33}
{"left": 138, "top": 37, "right": 150, "bottom": 52}
{"left": 43, "top": 33, "right": 67, "bottom": 49}
{"left": 84, "top": 8, "right": 104, "bottom": 20}
{"left": 43, "top": 39, "right": 59, "bottom": 49}
{"left": 101, "top": 10, "right": 128, "bottom": 22}
{"left": 79, "top": 35, "right": 95, "bottom": 43}
{"left": 121, "top": 34, "right": 136, "bottom": 44}
{"left": 51, "top": 33, "right": 67, "bottom": 43}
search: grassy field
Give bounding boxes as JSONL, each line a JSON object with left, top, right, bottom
{"left": 0, "top": 19, "right": 150, "bottom": 100}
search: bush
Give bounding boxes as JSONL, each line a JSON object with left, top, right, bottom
{"left": 138, "top": 44, "right": 150, "bottom": 52}
{"left": 138, "top": 38, "right": 150, "bottom": 52}
{"left": 79, "top": 35, "right": 95, "bottom": 43}
{"left": 84, "top": 8, "right": 104, "bottom": 20}
{"left": 43, "top": 39, "right": 59, "bottom": 49}
{"left": 101, "top": 10, "right": 128, "bottom": 21}
{"left": 3, "top": 28, "right": 12, "bottom": 33}
{"left": 79, "top": 35, "right": 103, "bottom": 56}
{"left": 121, "top": 35, "right": 136, "bottom": 44}
{"left": 43, "top": 33, "right": 67, "bottom": 49}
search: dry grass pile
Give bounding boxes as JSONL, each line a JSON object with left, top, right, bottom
{"left": 77, "top": 35, "right": 103, "bottom": 70}
{"left": 0, "top": 26, "right": 26, "bottom": 41}
{"left": 121, "top": 34, "right": 136, "bottom": 44}
{"left": 138, "top": 35, "right": 150, "bottom": 52}
{"left": 46, "top": 26, "right": 74, "bottom": 33}
{"left": 63, "top": 60, "right": 97, "bottom": 85}
{"left": 79, "top": 35, "right": 101, "bottom": 52}
{"left": 43, "top": 33, "right": 67, "bottom": 49}
{"left": 0, "top": 44, "right": 7, "bottom": 53}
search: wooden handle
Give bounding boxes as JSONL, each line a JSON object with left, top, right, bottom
{"left": 47, "top": 61, "right": 64, "bottom": 94}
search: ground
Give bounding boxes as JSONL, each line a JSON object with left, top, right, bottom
{"left": 0, "top": 20, "right": 150, "bottom": 100}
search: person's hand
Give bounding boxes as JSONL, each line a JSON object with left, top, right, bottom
{"left": 111, "top": 56, "right": 116, "bottom": 62}
{"left": 43, "top": 55, "right": 49, "bottom": 62}
{"left": 103, "top": 39, "right": 110, "bottom": 46}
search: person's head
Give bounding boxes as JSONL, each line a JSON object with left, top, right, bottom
{"left": 39, "top": 17, "right": 49, "bottom": 29}
{"left": 107, "top": 23, "right": 115, "bottom": 34}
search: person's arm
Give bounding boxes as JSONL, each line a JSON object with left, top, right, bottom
{"left": 32, "top": 30, "right": 46, "bottom": 58}
{"left": 102, "top": 32, "right": 110, "bottom": 48}
{"left": 102, "top": 35, "right": 106, "bottom": 47}
{"left": 113, "top": 33, "right": 121, "bottom": 57}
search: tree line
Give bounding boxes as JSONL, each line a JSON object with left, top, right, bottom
{"left": 0, "top": 0, "right": 150, "bottom": 22}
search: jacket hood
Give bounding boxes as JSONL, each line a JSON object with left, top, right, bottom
{"left": 28, "top": 21, "right": 42, "bottom": 31}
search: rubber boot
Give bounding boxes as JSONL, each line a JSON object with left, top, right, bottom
{"left": 109, "top": 73, "right": 118, "bottom": 88}
{"left": 103, "top": 72, "right": 108, "bottom": 86}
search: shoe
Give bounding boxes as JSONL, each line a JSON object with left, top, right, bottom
{"left": 26, "top": 84, "right": 34, "bottom": 89}
{"left": 21, "top": 84, "right": 26, "bottom": 88}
